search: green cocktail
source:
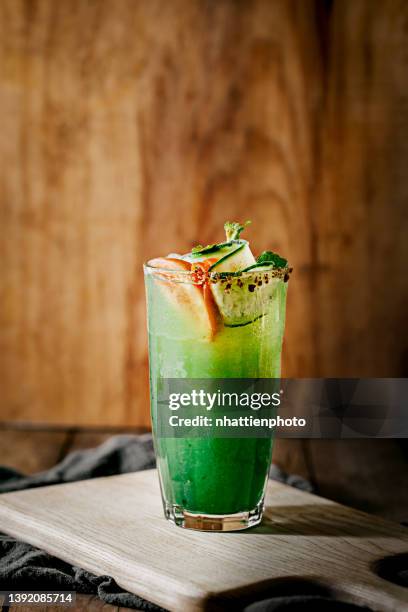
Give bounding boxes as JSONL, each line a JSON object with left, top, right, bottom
{"left": 144, "top": 222, "right": 290, "bottom": 530}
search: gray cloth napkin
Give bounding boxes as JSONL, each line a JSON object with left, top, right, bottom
{"left": 0, "top": 435, "right": 371, "bottom": 611}
{"left": 0, "top": 435, "right": 161, "bottom": 610}
{"left": 0, "top": 434, "right": 156, "bottom": 494}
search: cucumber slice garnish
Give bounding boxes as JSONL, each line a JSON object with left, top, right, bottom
{"left": 181, "top": 240, "right": 245, "bottom": 264}
{"left": 189, "top": 220, "right": 252, "bottom": 259}
{"left": 208, "top": 243, "right": 245, "bottom": 270}
{"left": 209, "top": 241, "right": 256, "bottom": 272}
{"left": 210, "top": 272, "right": 285, "bottom": 326}
{"left": 225, "top": 312, "right": 265, "bottom": 328}
{"left": 240, "top": 263, "right": 276, "bottom": 273}
{"left": 190, "top": 240, "right": 233, "bottom": 256}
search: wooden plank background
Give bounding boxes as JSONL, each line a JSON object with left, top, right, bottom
{"left": 0, "top": 0, "right": 407, "bottom": 426}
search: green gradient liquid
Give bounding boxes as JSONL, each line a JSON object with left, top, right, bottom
{"left": 145, "top": 271, "right": 287, "bottom": 516}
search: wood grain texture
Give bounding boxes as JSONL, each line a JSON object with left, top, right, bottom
{"left": 1, "top": 470, "right": 408, "bottom": 611}
{"left": 308, "top": 439, "right": 408, "bottom": 524}
{"left": 0, "top": 0, "right": 407, "bottom": 425}
{"left": 0, "top": 427, "right": 69, "bottom": 473}
{"left": 315, "top": 0, "right": 408, "bottom": 376}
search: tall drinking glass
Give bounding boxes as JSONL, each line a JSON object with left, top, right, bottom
{"left": 144, "top": 261, "right": 289, "bottom": 531}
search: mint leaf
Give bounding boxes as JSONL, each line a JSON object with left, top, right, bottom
{"left": 256, "top": 250, "right": 288, "bottom": 268}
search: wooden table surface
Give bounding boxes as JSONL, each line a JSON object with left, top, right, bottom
{"left": 1, "top": 470, "right": 408, "bottom": 612}
{"left": 0, "top": 425, "right": 407, "bottom": 611}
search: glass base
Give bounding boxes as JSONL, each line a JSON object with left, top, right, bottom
{"left": 164, "top": 500, "right": 264, "bottom": 532}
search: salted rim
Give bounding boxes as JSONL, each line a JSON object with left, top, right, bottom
{"left": 144, "top": 260, "right": 292, "bottom": 282}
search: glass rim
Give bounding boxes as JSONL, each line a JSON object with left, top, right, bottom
{"left": 143, "top": 259, "right": 292, "bottom": 282}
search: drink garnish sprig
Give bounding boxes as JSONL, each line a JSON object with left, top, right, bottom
{"left": 148, "top": 220, "right": 292, "bottom": 337}
{"left": 190, "top": 222, "right": 292, "bottom": 328}
{"left": 185, "top": 220, "right": 289, "bottom": 275}
{"left": 186, "top": 220, "right": 291, "bottom": 279}
{"left": 191, "top": 221, "right": 251, "bottom": 257}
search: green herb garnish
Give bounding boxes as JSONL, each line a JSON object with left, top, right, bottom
{"left": 256, "top": 250, "right": 288, "bottom": 268}
{"left": 224, "top": 220, "right": 251, "bottom": 241}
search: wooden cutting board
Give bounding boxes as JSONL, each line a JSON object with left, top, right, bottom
{"left": 0, "top": 470, "right": 407, "bottom": 612}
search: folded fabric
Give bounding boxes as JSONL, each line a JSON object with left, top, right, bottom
{"left": 0, "top": 434, "right": 373, "bottom": 611}
{"left": 0, "top": 434, "right": 156, "bottom": 493}
{"left": 0, "top": 535, "right": 164, "bottom": 611}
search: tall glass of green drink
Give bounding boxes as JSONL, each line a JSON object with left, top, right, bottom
{"left": 144, "top": 222, "right": 290, "bottom": 531}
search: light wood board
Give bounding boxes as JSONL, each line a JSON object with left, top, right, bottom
{"left": 1, "top": 470, "right": 408, "bottom": 611}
